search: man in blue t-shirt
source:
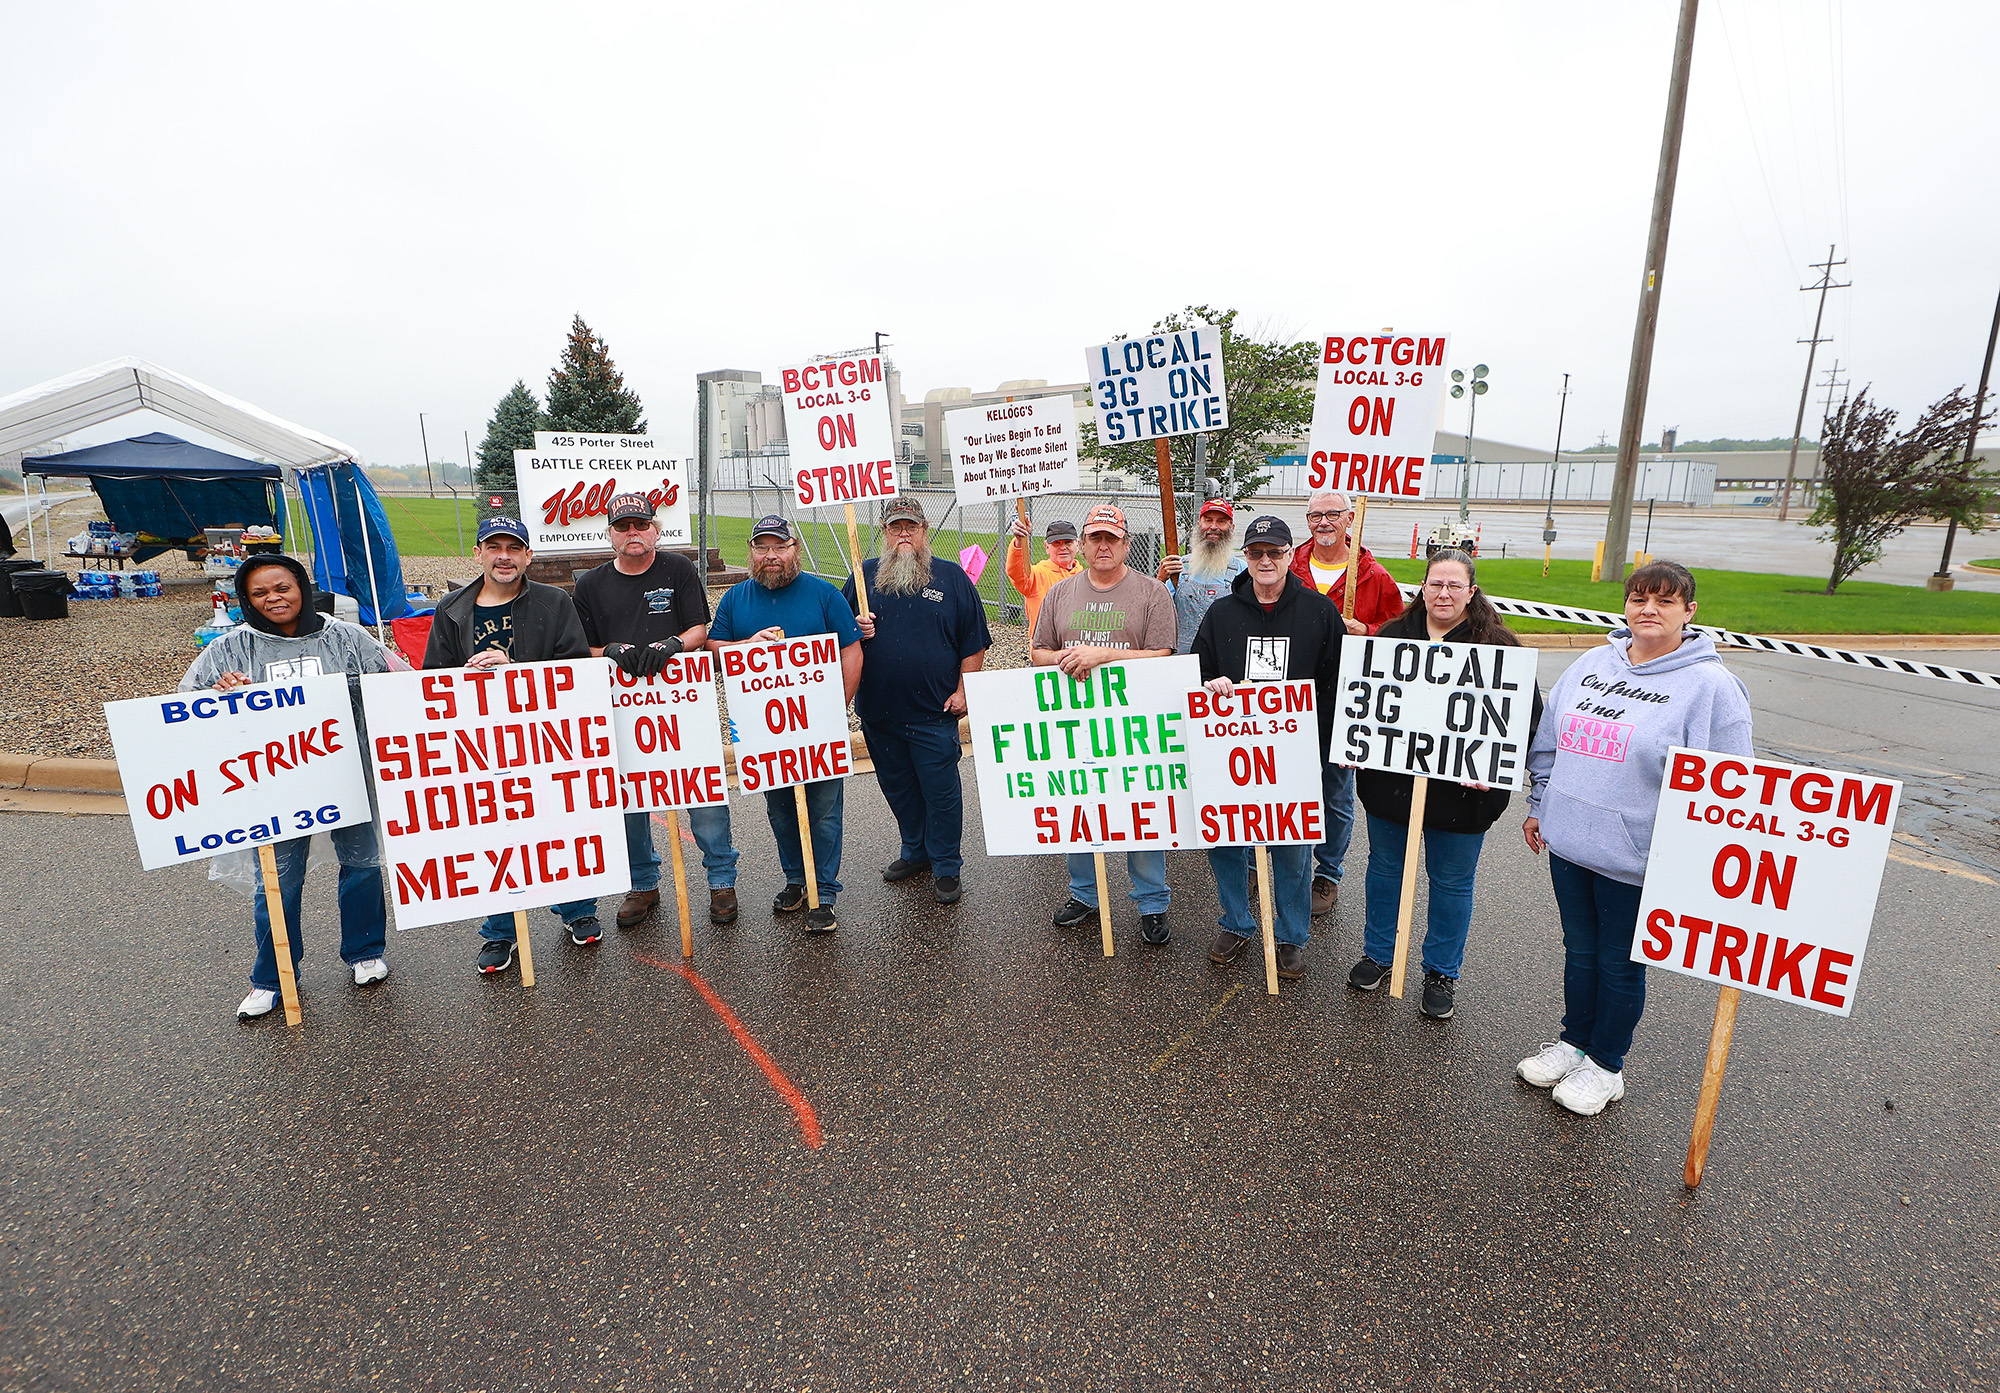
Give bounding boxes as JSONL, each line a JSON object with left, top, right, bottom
{"left": 840, "top": 496, "right": 991, "bottom": 905}
{"left": 708, "top": 515, "right": 863, "bottom": 932}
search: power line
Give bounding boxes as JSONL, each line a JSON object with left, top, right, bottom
{"left": 1779, "top": 245, "right": 1849, "bottom": 521}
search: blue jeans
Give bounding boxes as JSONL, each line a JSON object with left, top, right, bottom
{"left": 479, "top": 895, "right": 599, "bottom": 941}
{"left": 766, "top": 780, "right": 843, "bottom": 902}
{"left": 1361, "top": 814, "right": 1486, "bottom": 978}
{"left": 249, "top": 823, "right": 386, "bottom": 991}
{"left": 1207, "top": 844, "right": 1312, "bottom": 947}
{"left": 624, "top": 805, "right": 739, "bottom": 891}
{"left": 1315, "top": 762, "right": 1356, "bottom": 885}
{"left": 1065, "top": 851, "right": 1169, "bottom": 915}
{"left": 862, "top": 718, "right": 966, "bottom": 877}
{"left": 1549, "top": 852, "right": 1648, "bottom": 1074}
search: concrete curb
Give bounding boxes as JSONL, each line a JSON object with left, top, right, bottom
{"left": 0, "top": 754, "right": 123, "bottom": 794}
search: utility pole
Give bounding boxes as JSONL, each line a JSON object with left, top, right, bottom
{"left": 1803, "top": 358, "right": 1848, "bottom": 503}
{"left": 1603, "top": 0, "right": 1701, "bottom": 583}
{"left": 1778, "top": 246, "right": 1849, "bottom": 521}
{"left": 417, "top": 412, "right": 436, "bottom": 497}
{"left": 1544, "top": 373, "right": 1571, "bottom": 576}
{"left": 1933, "top": 281, "right": 2000, "bottom": 586}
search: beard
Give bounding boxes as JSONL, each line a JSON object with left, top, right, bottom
{"left": 754, "top": 553, "right": 802, "bottom": 590}
{"left": 874, "top": 538, "right": 934, "bottom": 596}
{"left": 1185, "top": 534, "right": 1235, "bottom": 580}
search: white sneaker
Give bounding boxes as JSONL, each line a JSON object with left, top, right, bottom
{"left": 352, "top": 958, "right": 389, "bottom": 987}
{"left": 1553, "top": 1057, "right": 1626, "bottom": 1116}
{"left": 237, "top": 988, "right": 278, "bottom": 1019}
{"left": 1517, "top": 1040, "right": 1585, "bottom": 1088}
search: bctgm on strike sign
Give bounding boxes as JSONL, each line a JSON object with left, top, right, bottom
{"left": 1084, "top": 325, "right": 1228, "bottom": 445}
{"left": 1336, "top": 637, "right": 1537, "bottom": 791}
{"left": 105, "top": 674, "right": 373, "bottom": 870}
{"left": 779, "top": 352, "right": 898, "bottom": 509}
{"left": 360, "top": 660, "right": 630, "bottom": 931}
{"left": 607, "top": 654, "right": 728, "bottom": 813}
{"left": 945, "top": 395, "right": 1078, "bottom": 506}
{"left": 1305, "top": 330, "right": 1450, "bottom": 497}
{"left": 1634, "top": 749, "right": 1901, "bottom": 1017}
{"left": 1183, "top": 680, "right": 1324, "bottom": 846}
{"left": 718, "top": 636, "right": 852, "bottom": 793}
{"left": 968, "top": 657, "right": 1198, "bottom": 856}
{"left": 515, "top": 431, "right": 690, "bottom": 552}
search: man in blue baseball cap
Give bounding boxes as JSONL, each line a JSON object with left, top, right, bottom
{"left": 422, "top": 516, "right": 599, "bottom": 973}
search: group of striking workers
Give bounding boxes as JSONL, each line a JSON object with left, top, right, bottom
{"left": 187, "top": 487, "right": 1752, "bottom": 1118}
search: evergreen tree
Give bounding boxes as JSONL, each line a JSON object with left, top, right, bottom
{"left": 475, "top": 380, "right": 541, "bottom": 495}
{"left": 543, "top": 314, "right": 648, "bottom": 434}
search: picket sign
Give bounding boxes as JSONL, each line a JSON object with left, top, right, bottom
{"left": 1633, "top": 748, "right": 1902, "bottom": 1186}
{"left": 779, "top": 351, "right": 899, "bottom": 621}
{"left": 358, "top": 660, "right": 630, "bottom": 957}
{"left": 1182, "top": 678, "right": 1323, "bottom": 994}
{"left": 967, "top": 655, "right": 1201, "bottom": 958}
{"left": 1084, "top": 324, "right": 1229, "bottom": 562}
{"left": 1305, "top": 330, "right": 1451, "bottom": 501}
{"left": 946, "top": 396, "right": 1078, "bottom": 506}
{"left": 516, "top": 431, "right": 691, "bottom": 552}
{"left": 1334, "top": 636, "right": 1539, "bottom": 996}
{"left": 606, "top": 653, "right": 728, "bottom": 958}
{"left": 104, "top": 673, "right": 377, "bottom": 1026}
{"left": 717, "top": 635, "right": 851, "bottom": 912}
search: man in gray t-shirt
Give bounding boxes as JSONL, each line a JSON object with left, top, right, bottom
{"left": 1029, "top": 504, "right": 1180, "bottom": 947}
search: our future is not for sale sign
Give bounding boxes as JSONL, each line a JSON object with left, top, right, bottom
{"left": 1634, "top": 749, "right": 1901, "bottom": 1017}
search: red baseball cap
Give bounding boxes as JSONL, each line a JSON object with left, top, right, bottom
{"left": 1081, "top": 504, "right": 1128, "bottom": 538}
{"left": 1199, "top": 499, "right": 1234, "bottom": 519}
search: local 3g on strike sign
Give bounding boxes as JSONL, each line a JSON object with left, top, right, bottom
{"left": 1635, "top": 749, "right": 1901, "bottom": 1017}
{"left": 1305, "top": 329, "right": 1451, "bottom": 497}
{"left": 607, "top": 653, "right": 728, "bottom": 814}
{"left": 1336, "top": 636, "right": 1537, "bottom": 790}
{"left": 717, "top": 636, "right": 852, "bottom": 793}
{"left": 1182, "top": 679, "right": 1324, "bottom": 847}
{"left": 778, "top": 351, "right": 898, "bottom": 509}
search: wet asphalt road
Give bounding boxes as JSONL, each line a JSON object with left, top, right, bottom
{"left": 2, "top": 651, "right": 1996, "bottom": 1392}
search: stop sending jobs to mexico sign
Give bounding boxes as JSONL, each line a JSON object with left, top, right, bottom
{"left": 359, "top": 660, "right": 629, "bottom": 931}
{"left": 779, "top": 352, "right": 898, "bottom": 509}
{"left": 105, "top": 674, "right": 374, "bottom": 870}
{"left": 1335, "top": 636, "right": 1537, "bottom": 790}
{"left": 718, "top": 636, "right": 852, "bottom": 793}
{"left": 516, "top": 431, "right": 690, "bottom": 552}
{"left": 945, "top": 395, "right": 1078, "bottom": 506}
{"left": 1634, "top": 750, "right": 1901, "bottom": 1017}
{"left": 1305, "top": 330, "right": 1451, "bottom": 497}
{"left": 1084, "top": 325, "right": 1229, "bottom": 445}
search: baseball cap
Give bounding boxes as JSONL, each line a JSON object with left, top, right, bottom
{"left": 1044, "top": 518, "right": 1078, "bottom": 542}
{"left": 1199, "top": 498, "right": 1235, "bottom": 519}
{"left": 476, "top": 516, "right": 531, "bottom": 546}
{"left": 1241, "top": 516, "right": 1293, "bottom": 549}
{"left": 607, "top": 492, "right": 657, "bottom": 525}
{"left": 1081, "top": 504, "right": 1128, "bottom": 538}
{"left": 880, "top": 495, "right": 928, "bottom": 527}
{"left": 750, "top": 514, "right": 794, "bottom": 541}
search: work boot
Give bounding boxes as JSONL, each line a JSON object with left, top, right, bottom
{"left": 1208, "top": 929, "right": 1252, "bottom": 965}
{"left": 709, "top": 887, "right": 739, "bottom": 925}
{"left": 617, "top": 889, "right": 659, "bottom": 930}
{"left": 1311, "top": 877, "right": 1337, "bottom": 917}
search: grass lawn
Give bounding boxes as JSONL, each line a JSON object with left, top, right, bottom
{"left": 1378, "top": 558, "right": 2000, "bottom": 635}
{"left": 1973, "top": 558, "right": 2000, "bottom": 570}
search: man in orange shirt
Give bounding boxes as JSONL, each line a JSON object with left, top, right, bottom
{"left": 1004, "top": 516, "right": 1081, "bottom": 636}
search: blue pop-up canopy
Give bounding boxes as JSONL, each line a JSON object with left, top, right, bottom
{"left": 22, "top": 432, "right": 282, "bottom": 561}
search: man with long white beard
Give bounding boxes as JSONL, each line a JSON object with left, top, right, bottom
{"left": 1156, "top": 499, "right": 1246, "bottom": 654}
{"left": 843, "top": 496, "right": 991, "bottom": 904}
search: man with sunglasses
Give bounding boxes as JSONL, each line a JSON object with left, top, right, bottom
{"left": 1288, "top": 489, "right": 1405, "bottom": 917}
{"left": 572, "top": 493, "right": 737, "bottom": 931}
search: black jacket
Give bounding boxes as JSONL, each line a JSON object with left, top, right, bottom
{"left": 1355, "top": 608, "right": 1545, "bottom": 834}
{"left": 422, "top": 577, "right": 590, "bottom": 669}
{"left": 1191, "top": 569, "right": 1343, "bottom": 749}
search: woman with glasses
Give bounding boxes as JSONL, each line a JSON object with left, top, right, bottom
{"left": 1347, "top": 549, "right": 1540, "bottom": 1021}
{"left": 1516, "top": 560, "right": 1753, "bottom": 1117}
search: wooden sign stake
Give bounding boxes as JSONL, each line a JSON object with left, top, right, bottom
{"left": 795, "top": 784, "right": 821, "bottom": 910}
{"left": 255, "top": 843, "right": 302, "bottom": 1026}
{"left": 666, "top": 807, "right": 694, "bottom": 960}
{"left": 1388, "top": 776, "right": 1430, "bottom": 998}
{"left": 514, "top": 909, "right": 535, "bottom": 988}
{"left": 1093, "top": 852, "right": 1114, "bottom": 958}
{"left": 1341, "top": 497, "right": 1369, "bottom": 622}
{"left": 1684, "top": 985, "right": 1742, "bottom": 1188}
{"left": 1254, "top": 844, "right": 1278, "bottom": 996}
{"left": 1154, "top": 438, "right": 1178, "bottom": 559}
{"left": 844, "top": 502, "right": 870, "bottom": 619}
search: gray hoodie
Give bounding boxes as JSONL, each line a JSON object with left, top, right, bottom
{"left": 1525, "top": 629, "right": 1753, "bottom": 886}
{"left": 180, "top": 618, "right": 391, "bottom": 692}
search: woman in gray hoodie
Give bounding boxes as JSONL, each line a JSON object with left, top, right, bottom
{"left": 1517, "top": 561, "right": 1753, "bottom": 1117}
{"left": 181, "top": 554, "right": 392, "bottom": 1020}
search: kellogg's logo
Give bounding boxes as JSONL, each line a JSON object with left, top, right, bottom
{"left": 540, "top": 478, "right": 681, "bottom": 530}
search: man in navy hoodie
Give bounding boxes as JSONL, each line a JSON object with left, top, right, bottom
{"left": 1190, "top": 516, "right": 1344, "bottom": 979}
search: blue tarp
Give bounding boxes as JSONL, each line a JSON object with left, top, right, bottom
{"left": 21, "top": 432, "right": 282, "bottom": 562}
{"left": 296, "top": 461, "right": 410, "bottom": 625}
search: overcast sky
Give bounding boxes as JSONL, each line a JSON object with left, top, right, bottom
{"left": 6, "top": 0, "right": 1996, "bottom": 467}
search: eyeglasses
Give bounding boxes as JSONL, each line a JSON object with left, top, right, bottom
{"left": 610, "top": 519, "right": 656, "bottom": 532}
{"left": 1243, "top": 547, "right": 1288, "bottom": 563}
{"left": 1423, "top": 580, "right": 1469, "bottom": 594}
{"left": 1304, "top": 511, "right": 1352, "bottom": 523}
{"left": 749, "top": 541, "right": 794, "bottom": 556}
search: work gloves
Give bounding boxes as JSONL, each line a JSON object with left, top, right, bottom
{"left": 606, "top": 636, "right": 684, "bottom": 679}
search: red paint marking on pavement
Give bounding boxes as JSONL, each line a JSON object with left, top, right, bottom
{"left": 633, "top": 953, "right": 823, "bottom": 1149}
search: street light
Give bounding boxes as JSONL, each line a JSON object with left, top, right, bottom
{"left": 1449, "top": 365, "right": 1491, "bottom": 522}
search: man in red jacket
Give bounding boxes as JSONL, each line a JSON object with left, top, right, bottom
{"left": 1288, "top": 489, "right": 1407, "bottom": 916}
